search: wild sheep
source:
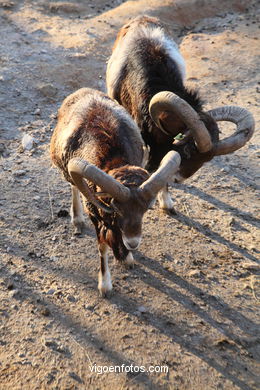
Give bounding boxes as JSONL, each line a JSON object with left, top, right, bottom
{"left": 50, "top": 88, "right": 181, "bottom": 295}
{"left": 106, "top": 15, "right": 255, "bottom": 212}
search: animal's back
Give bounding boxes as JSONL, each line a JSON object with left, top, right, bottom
{"left": 107, "top": 19, "right": 186, "bottom": 101}
{"left": 50, "top": 88, "right": 144, "bottom": 183}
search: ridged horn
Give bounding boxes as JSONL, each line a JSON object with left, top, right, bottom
{"left": 68, "top": 158, "right": 130, "bottom": 212}
{"left": 140, "top": 150, "right": 181, "bottom": 200}
{"left": 208, "top": 106, "right": 255, "bottom": 155}
{"left": 149, "top": 91, "right": 212, "bottom": 153}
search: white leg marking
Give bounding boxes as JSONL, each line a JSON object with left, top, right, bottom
{"left": 98, "top": 243, "right": 113, "bottom": 296}
{"left": 70, "top": 185, "right": 85, "bottom": 231}
{"left": 125, "top": 251, "right": 135, "bottom": 268}
{"left": 157, "top": 186, "right": 174, "bottom": 210}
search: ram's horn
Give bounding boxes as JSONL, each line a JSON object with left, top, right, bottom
{"left": 149, "top": 91, "right": 212, "bottom": 153}
{"left": 208, "top": 106, "right": 255, "bottom": 155}
{"left": 68, "top": 158, "right": 130, "bottom": 212}
{"left": 140, "top": 150, "right": 181, "bottom": 200}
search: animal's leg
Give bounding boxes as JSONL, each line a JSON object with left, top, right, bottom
{"left": 124, "top": 251, "right": 135, "bottom": 269}
{"left": 112, "top": 239, "right": 135, "bottom": 269}
{"left": 98, "top": 242, "right": 113, "bottom": 296}
{"left": 70, "top": 185, "right": 86, "bottom": 233}
{"left": 157, "top": 185, "right": 176, "bottom": 214}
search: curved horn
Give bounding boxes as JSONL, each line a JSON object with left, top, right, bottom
{"left": 140, "top": 151, "right": 181, "bottom": 200}
{"left": 149, "top": 91, "right": 212, "bottom": 153}
{"left": 208, "top": 106, "right": 255, "bottom": 155}
{"left": 68, "top": 158, "right": 130, "bottom": 203}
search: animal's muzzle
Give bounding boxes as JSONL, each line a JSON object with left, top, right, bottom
{"left": 122, "top": 235, "right": 141, "bottom": 251}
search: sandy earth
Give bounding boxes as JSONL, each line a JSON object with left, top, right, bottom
{"left": 0, "top": 0, "right": 259, "bottom": 389}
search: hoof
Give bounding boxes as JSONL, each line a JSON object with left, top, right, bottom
{"left": 160, "top": 207, "right": 177, "bottom": 216}
{"left": 99, "top": 288, "right": 113, "bottom": 298}
{"left": 124, "top": 252, "right": 135, "bottom": 269}
{"left": 73, "top": 221, "right": 87, "bottom": 235}
{"left": 98, "top": 272, "right": 113, "bottom": 297}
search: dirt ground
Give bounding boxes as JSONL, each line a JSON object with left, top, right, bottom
{"left": 0, "top": 0, "right": 259, "bottom": 389}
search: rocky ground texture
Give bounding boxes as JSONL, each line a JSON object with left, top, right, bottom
{"left": 0, "top": 0, "right": 259, "bottom": 389}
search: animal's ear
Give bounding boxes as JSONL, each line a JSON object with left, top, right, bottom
{"left": 110, "top": 199, "right": 123, "bottom": 217}
{"left": 157, "top": 111, "right": 186, "bottom": 136}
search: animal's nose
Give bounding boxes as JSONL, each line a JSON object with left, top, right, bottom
{"left": 123, "top": 236, "right": 141, "bottom": 250}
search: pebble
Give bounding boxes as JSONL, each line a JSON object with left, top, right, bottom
{"left": 84, "top": 304, "right": 95, "bottom": 311}
{"left": 57, "top": 209, "right": 69, "bottom": 218}
{"left": 241, "top": 262, "right": 259, "bottom": 271}
{"left": 7, "top": 281, "right": 14, "bottom": 290}
{"left": 229, "top": 217, "right": 236, "bottom": 226}
{"left": 34, "top": 108, "right": 41, "bottom": 115}
{"left": 12, "top": 169, "right": 27, "bottom": 177}
{"left": 137, "top": 305, "right": 147, "bottom": 313}
{"left": 67, "top": 295, "right": 77, "bottom": 303}
{"left": 220, "top": 167, "right": 231, "bottom": 174}
{"left": 46, "top": 289, "right": 56, "bottom": 295}
{"left": 188, "top": 270, "right": 201, "bottom": 278}
{"left": 49, "top": 256, "right": 58, "bottom": 262}
{"left": 22, "top": 133, "right": 34, "bottom": 150}
{"left": 38, "top": 84, "right": 58, "bottom": 98}
{"left": 40, "top": 307, "right": 50, "bottom": 316}
{"left": 9, "top": 289, "right": 20, "bottom": 298}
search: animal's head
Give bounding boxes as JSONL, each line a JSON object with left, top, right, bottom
{"left": 149, "top": 91, "right": 255, "bottom": 179}
{"left": 68, "top": 151, "right": 181, "bottom": 250}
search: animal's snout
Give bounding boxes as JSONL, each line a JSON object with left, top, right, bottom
{"left": 123, "top": 235, "right": 141, "bottom": 251}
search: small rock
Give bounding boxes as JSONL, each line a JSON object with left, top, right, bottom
{"left": 241, "top": 262, "right": 260, "bottom": 271}
{"left": 22, "top": 134, "right": 35, "bottom": 150}
{"left": 9, "top": 289, "right": 20, "bottom": 298}
{"left": 7, "top": 281, "right": 14, "bottom": 290}
{"left": 84, "top": 304, "right": 95, "bottom": 311}
{"left": 137, "top": 305, "right": 147, "bottom": 313}
{"left": 57, "top": 209, "right": 69, "bottom": 218}
{"left": 46, "top": 289, "right": 56, "bottom": 295}
{"left": 49, "top": 256, "right": 58, "bottom": 262}
{"left": 38, "top": 84, "right": 58, "bottom": 98}
{"left": 228, "top": 217, "right": 236, "bottom": 226}
{"left": 34, "top": 108, "right": 41, "bottom": 115}
{"left": 40, "top": 307, "right": 50, "bottom": 316}
{"left": 220, "top": 167, "right": 231, "bottom": 174}
{"left": 12, "top": 169, "right": 27, "bottom": 177}
{"left": 188, "top": 270, "right": 201, "bottom": 278}
{"left": 33, "top": 196, "right": 41, "bottom": 201}
{"left": 0, "top": 1, "right": 14, "bottom": 8}
{"left": 67, "top": 295, "right": 77, "bottom": 302}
